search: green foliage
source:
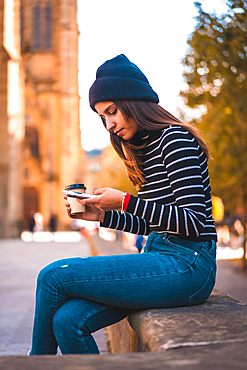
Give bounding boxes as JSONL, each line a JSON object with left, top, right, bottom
{"left": 182, "top": 1, "right": 247, "bottom": 108}
{"left": 180, "top": 0, "right": 247, "bottom": 217}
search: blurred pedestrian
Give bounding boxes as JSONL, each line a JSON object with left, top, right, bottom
{"left": 135, "top": 235, "right": 145, "bottom": 253}
{"left": 33, "top": 212, "right": 44, "bottom": 232}
{"left": 49, "top": 213, "right": 57, "bottom": 233}
{"left": 28, "top": 211, "right": 36, "bottom": 233}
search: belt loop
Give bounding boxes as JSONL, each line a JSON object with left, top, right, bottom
{"left": 209, "top": 240, "right": 216, "bottom": 255}
{"left": 162, "top": 232, "right": 168, "bottom": 239}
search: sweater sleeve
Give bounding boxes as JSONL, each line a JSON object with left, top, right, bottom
{"left": 126, "top": 131, "right": 207, "bottom": 238}
{"left": 101, "top": 210, "right": 150, "bottom": 235}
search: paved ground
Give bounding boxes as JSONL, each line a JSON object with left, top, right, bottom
{"left": 215, "top": 259, "right": 247, "bottom": 304}
{"left": 0, "top": 234, "right": 246, "bottom": 357}
{"left": 0, "top": 235, "right": 108, "bottom": 356}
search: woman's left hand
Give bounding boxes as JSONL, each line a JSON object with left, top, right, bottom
{"left": 77, "top": 187, "right": 124, "bottom": 211}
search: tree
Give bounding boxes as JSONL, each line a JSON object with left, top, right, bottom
{"left": 180, "top": 0, "right": 247, "bottom": 270}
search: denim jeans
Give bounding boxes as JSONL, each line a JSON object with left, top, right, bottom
{"left": 30, "top": 232, "right": 216, "bottom": 355}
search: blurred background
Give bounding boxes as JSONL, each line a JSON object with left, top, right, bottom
{"left": 0, "top": 0, "right": 246, "bottom": 270}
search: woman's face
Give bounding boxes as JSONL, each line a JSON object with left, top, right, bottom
{"left": 95, "top": 101, "right": 139, "bottom": 141}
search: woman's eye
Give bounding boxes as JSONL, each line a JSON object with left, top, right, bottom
{"left": 110, "top": 108, "right": 117, "bottom": 115}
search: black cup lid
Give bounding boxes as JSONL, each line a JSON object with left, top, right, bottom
{"left": 65, "top": 184, "right": 86, "bottom": 190}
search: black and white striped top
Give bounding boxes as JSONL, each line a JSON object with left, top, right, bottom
{"left": 101, "top": 125, "right": 217, "bottom": 242}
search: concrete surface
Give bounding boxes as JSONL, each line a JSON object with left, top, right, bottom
{"left": 1, "top": 345, "right": 247, "bottom": 370}
{"left": 129, "top": 290, "right": 247, "bottom": 352}
{"left": 215, "top": 259, "right": 247, "bottom": 304}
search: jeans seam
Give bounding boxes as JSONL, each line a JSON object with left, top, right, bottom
{"left": 42, "top": 288, "right": 58, "bottom": 354}
{"left": 43, "top": 267, "right": 69, "bottom": 354}
{"left": 58, "top": 265, "right": 195, "bottom": 289}
{"left": 78, "top": 305, "right": 113, "bottom": 330}
{"left": 77, "top": 306, "right": 112, "bottom": 354}
{"left": 188, "top": 267, "right": 214, "bottom": 306}
{"left": 165, "top": 237, "right": 202, "bottom": 255}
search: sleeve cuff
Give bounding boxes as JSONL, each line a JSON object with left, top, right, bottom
{"left": 100, "top": 211, "right": 111, "bottom": 227}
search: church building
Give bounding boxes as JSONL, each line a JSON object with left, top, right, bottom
{"left": 0, "top": 0, "right": 83, "bottom": 237}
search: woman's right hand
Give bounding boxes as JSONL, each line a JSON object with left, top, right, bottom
{"left": 65, "top": 197, "right": 105, "bottom": 223}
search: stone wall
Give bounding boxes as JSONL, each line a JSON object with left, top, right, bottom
{"left": 0, "top": 0, "right": 25, "bottom": 238}
{"left": 0, "top": 0, "right": 83, "bottom": 237}
{"left": 21, "top": 0, "right": 83, "bottom": 231}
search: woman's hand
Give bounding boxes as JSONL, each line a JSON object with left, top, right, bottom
{"left": 76, "top": 188, "right": 124, "bottom": 211}
{"left": 65, "top": 197, "right": 105, "bottom": 223}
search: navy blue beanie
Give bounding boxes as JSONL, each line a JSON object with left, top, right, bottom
{"left": 89, "top": 54, "right": 159, "bottom": 111}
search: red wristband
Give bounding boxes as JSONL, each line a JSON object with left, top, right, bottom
{"left": 123, "top": 193, "right": 131, "bottom": 211}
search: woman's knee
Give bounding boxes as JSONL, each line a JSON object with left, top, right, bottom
{"left": 53, "top": 303, "right": 69, "bottom": 339}
{"left": 36, "top": 263, "right": 54, "bottom": 288}
{"left": 53, "top": 300, "right": 85, "bottom": 341}
{"left": 36, "top": 259, "right": 69, "bottom": 287}
{"left": 53, "top": 299, "right": 111, "bottom": 339}
{"left": 53, "top": 299, "right": 102, "bottom": 354}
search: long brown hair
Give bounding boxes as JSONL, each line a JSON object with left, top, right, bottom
{"left": 101, "top": 101, "right": 211, "bottom": 189}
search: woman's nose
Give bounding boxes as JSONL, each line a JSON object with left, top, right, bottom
{"left": 105, "top": 118, "right": 115, "bottom": 132}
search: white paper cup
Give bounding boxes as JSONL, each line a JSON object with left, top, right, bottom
{"left": 65, "top": 184, "right": 86, "bottom": 214}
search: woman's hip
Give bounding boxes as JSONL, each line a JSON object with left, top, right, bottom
{"left": 36, "top": 237, "right": 216, "bottom": 309}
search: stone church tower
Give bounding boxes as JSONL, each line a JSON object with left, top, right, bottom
{"left": 0, "top": 0, "right": 82, "bottom": 237}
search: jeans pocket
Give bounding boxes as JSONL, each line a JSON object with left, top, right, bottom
{"left": 187, "top": 267, "right": 215, "bottom": 306}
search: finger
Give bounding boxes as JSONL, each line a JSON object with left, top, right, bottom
{"left": 68, "top": 213, "right": 78, "bottom": 219}
{"left": 67, "top": 209, "right": 77, "bottom": 219}
{"left": 67, "top": 209, "right": 71, "bottom": 215}
{"left": 93, "top": 188, "right": 106, "bottom": 195}
{"left": 69, "top": 212, "right": 85, "bottom": 219}
{"left": 77, "top": 198, "right": 97, "bottom": 206}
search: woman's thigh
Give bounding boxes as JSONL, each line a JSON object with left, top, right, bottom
{"left": 37, "top": 242, "right": 215, "bottom": 309}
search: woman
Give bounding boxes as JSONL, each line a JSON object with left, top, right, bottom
{"left": 30, "top": 54, "right": 217, "bottom": 355}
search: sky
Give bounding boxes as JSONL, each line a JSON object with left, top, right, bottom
{"left": 77, "top": 0, "right": 229, "bottom": 151}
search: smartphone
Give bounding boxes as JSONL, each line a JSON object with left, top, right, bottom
{"left": 62, "top": 190, "right": 98, "bottom": 199}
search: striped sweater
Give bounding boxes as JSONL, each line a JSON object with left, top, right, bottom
{"left": 101, "top": 125, "right": 217, "bottom": 242}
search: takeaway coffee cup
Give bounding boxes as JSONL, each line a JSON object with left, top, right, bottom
{"left": 64, "top": 184, "right": 86, "bottom": 214}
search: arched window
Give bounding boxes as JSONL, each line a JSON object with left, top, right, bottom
{"left": 25, "top": 126, "right": 40, "bottom": 159}
{"left": 32, "top": 4, "right": 40, "bottom": 50}
{"left": 31, "top": 1, "right": 53, "bottom": 51}
{"left": 45, "top": 1, "right": 52, "bottom": 49}
{"left": 20, "top": 5, "right": 24, "bottom": 50}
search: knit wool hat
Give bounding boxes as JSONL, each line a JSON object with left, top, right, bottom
{"left": 89, "top": 54, "right": 159, "bottom": 111}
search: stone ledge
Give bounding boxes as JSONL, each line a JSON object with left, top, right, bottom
{"left": 129, "top": 290, "right": 247, "bottom": 352}
{"left": 1, "top": 344, "right": 247, "bottom": 370}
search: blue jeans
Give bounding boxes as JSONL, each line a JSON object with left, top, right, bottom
{"left": 30, "top": 232, "right": 216, "bottom": 355}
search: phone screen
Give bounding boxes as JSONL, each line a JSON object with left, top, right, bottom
{"left": 62, "top": 190, "right": 97, "bottom": 199}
